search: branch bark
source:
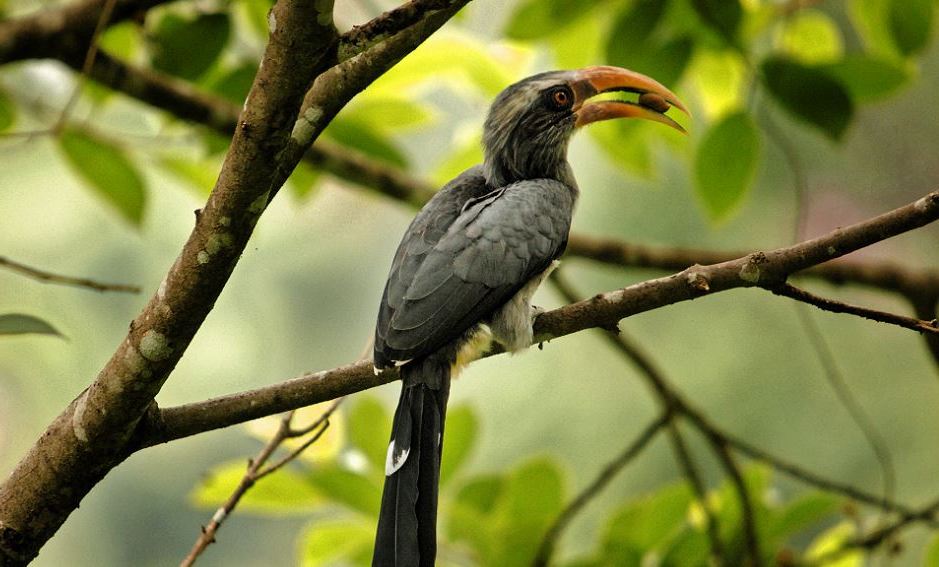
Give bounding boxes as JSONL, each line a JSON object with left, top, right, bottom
{"left": 132, "top": 191, "right": 939, "bottom": 448}
{"left": 0, "top": 0, "right": 339, "bottom": 561}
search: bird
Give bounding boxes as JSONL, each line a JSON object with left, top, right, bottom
{"left": 371, "top": 65, "right": 687, "bottom": 566}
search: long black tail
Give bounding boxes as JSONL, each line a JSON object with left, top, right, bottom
{"left": 373, "top": 361, "right": 450, "bottom": 567}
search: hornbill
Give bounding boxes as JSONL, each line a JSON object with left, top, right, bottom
{"left": 371, "top": 66, "right": 687, "bottom": 566}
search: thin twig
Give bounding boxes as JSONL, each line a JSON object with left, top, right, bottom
{"left": 179, "top": 402, "right": 340, "bottom": 567}
{"left": 770, "top": 282, "right": 939, "bottom": 336}
{"left": 666, "top": 420, "right": 724, "bottom": 564}
{"left": 706, "top": 436, "right": 763, "bottom": 566}
{"left": 531, "top": 414, "right": 670, "bottom": 567}
{"left": 0, "top": 255, "right": 140, "bottom": 293}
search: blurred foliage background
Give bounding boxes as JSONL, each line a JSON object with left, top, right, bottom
{"left": 2, "top": 0, "right": 939, "bottom": 564}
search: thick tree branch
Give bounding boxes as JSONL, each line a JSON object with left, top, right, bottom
{"left": 0, "top": 0, "right": 173, "bottom": 65}
{"left": 0, "top": 0, "right": 339, "bottom": 561}
{"left": 133, "top": 191, "right": 939, "bottom": 448}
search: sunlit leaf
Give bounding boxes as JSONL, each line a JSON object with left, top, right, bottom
{"left": 307, "top": 463, "right": 382, "bottom": 517}
{"left": 694, "top": 111, "right": 760, "bottom": 221}
{"left": 160, "top": 157, "right": 219, "bottom": 196}
{"left": 888, "top": 0, "right": 933, "bottom": 56}
{"left": 368, "top": 34, "right": 528, "bottom": 98}
{"left": 238, "top": 0, "right": 274, "bottom": 39}
{"left": 190, "top": 460, "right": 323, "bottom": 515}
{"left": 59, "top": 128, "right": 146, "bottom": 226}
{"left": 606, "top": 1, "right": 694, "bottom": 88}
{"left": 323, "top": 119, "right": 408, "bottom": 168}
{"left": 589, "top": 120, "right": 653, "bottom": 177}
{"left": 0, "top": 314, "right": 62, "bottom": 338}
{"left": 820, "top": 55, "right": 909, "bottom": 102}
{"left": 603, "top": 482, "right": 694, "bottom": 558}
{"left": 765, "top": 492, "right": 839, "bottom": 542}
{"left": 244, "top": 403, "right": 344, "bottom": 464}
{"left": 346, "top": 396, "right": 391, "bottom": 474}
{"left": 689, "top": 49, "right": 746, "bottom": 119}
{"left": 547, "top": 11, "right": 604, "bottom": 69}
{"left": 299, "top": 519, "right": 374, "bottom": 567}
{"left": 209, "top": 62, "right": 257, "bottom": 104}
{"left": 440, "top": 404, "right": 477, "bottom": 486}
{"left": 690, "top": 0, "right": 742, "bottom": 45}
{"left": 761, "top": 56, "right": 854, "bottom": 140}
{"left": 779, "top": 10, "right": 844, "bottom": 64}
{"left": 99, "top": 21, "right": 141, "bottom": 60}
{"left": 342, "top": 98, "right": 433, "bottom": 132}
{"left": 151, "top": 12, "right": 231, "bottom": 80}
{"left": 504, "top": 0, "right": 596, "bottom": 40}
{"left": 848, "top": 0, "right": 901, "bottom": 58}
{"left": 432, "top": 128, "right": 483, "bottom": 186}
{"left": 0, "top": 89, "right": 14, "bottom": 132}
{"left": 804, "top": 522, "right": 862, "bottom": 566}
{"left": 287, "top": 162, "right": 321, "bottom": 201}
{"left": 659, "top": 527, "right": 710, "bottom": 567}
{"left": 926, "top": 533, "right": 939, "bottom": 566}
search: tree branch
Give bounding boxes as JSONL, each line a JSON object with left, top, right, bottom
{"left": 0, "top": 0, "right": 174, "bottom": 65}
{"left": 0, "top": 0, "right": 340, "bottom": 561}
{"left": 531, "top": 414, "right": 670, "bottom": 567}
{"left": 0, "top": 255, "right": 140, "bottom": 293}
{"left": 133, "top": 191, "right": 939, "bottom": 448}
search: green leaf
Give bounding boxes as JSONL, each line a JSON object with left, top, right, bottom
{"left": 99, "top": 21, "right": 141, "bottom": 60}
{"left": 0, "top": 89, "right": 15, "bottom": 132}
{"left": 694, "top": 111, "right": 760, "bottom": 221}
{"left": 504, "top": 0, "right": 596, "bottom": 40}
{"left": 151, "top": 12, "right": 231, "bottom": 80}
{"left": 690, "top": 0, "right": 742, "bottom": 45}
{"left": 160, "top": 157, "right": 218, "bottom": 196}
{"left": 606, "top": 1, "right": 694, "bottom": 88}
{"left": 548, "top": 11, "right": 604, "bottom": 69}
{"left": 779, "top": 10, "right": 844, "bottom": 64}
{"left": 761, "top": 56, "right": 854, "bottom": 140}
{"left": 432, "top": 131, "right": 483, "bottom": 186}
{"left": 659, "top": 528, "right": 710, "bottom": 567}
{"left": 926, "top": 533, "right": 939, "bottom": 567}
{"left": 440, "top": 404, "right": 478, "bottom": 486}
{"left": 589, "top": 120, "right": 653, "bottom": 176}
{"left": 448, "top": 475, "right": 505, "bottom": 560}
{"left": 765, "top": 492, "right": 839, "bottom": 542}
{"left": 848, "top": 0, "right": 901, "bottom": 58}
{"left": 820, "top": 55, "right": 909, "bottom": 102}
{"left": 603, "top": 482, "right": 694, "bottom": 558}
{"left": 190, "top": 460, "right": 323, "bottom": 515}
{"left": 493, "top": 459, "right": 566, "bottom": 565}
{"left": 298, "top": 519, "right": 374, "bottom": 567}
{"left": 805, "top": 522, "right": 862, "bottom": 566}
{"left": 59, "top": 128, "right": 146, "bottom": 226}
{"left": 238, "top": 0, "right": 275, "bottom": 39}
{"left": 287, "top": 162, "right": 321, "bottom": 201}
{"left": 0, "top": 314, "right": 62, "bottom": 338}
{"left": 368, "top": 35, "right": 524, "bottom": 98}
{"left": 208, "top": 63, "right": 257, "bottom": 104}
{"left": 323, "top": 119, "right": 408, "bottom": 168}
{"left": 689, "top": 49, "right": 746, "bottom": 119}
{"left": 342, "top": 98, "right": 433, "bottom": 133}
{"left": 346, "top": 396, "right": 391, "bottom": 475}
{"left": 307, "top": 463, "right": 382, "bottom": 517}
{"left": 888, "top": 0, "right": 933, "bottom": 55}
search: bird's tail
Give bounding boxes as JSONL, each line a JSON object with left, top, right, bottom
{"left": 373, "top": 359, "right": 450, "bottom": 567}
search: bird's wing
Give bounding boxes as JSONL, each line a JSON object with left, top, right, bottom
{"left": 375, "top": 176, "right": 574, "bottom": 366}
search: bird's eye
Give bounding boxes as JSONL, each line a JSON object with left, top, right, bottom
{"left": 548, "top": 87, "right": 573, "bottom": 110}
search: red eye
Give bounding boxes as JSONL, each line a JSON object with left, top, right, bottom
{"left": 551, "top": 88, "right": 571, "bottom": 108}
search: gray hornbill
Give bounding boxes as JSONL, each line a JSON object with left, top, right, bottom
{"left": 371, "top": 66, "right": 687, "bottom": 566}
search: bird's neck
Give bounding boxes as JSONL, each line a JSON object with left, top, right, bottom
{"left": 483, "top": 153, "right": 579, "bottom": 195}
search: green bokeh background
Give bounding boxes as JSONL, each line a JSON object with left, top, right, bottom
{"left": 2, "top": 0, "right": 939, "bottom": 565}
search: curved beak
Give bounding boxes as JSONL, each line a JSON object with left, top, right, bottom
{"left": 571, "top": 66, "right": 689, "bottom": 133}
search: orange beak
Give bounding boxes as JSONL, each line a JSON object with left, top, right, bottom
{"left": 571, "top": 66, "right": 689, "bottom": 133}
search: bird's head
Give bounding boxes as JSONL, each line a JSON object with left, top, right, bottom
{"left": 482, "top": 65, "right": 688, "bottom": 187}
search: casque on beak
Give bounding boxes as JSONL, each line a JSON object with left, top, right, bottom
{"left": 570, "top": 65, "right": 689, "bottom": 133}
